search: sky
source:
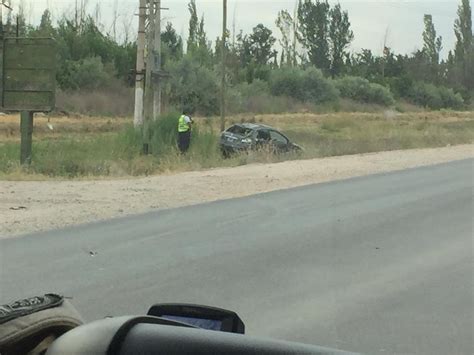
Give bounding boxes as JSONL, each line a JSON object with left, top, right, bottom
{"left": 9, "top": 0, "right": 464, "bottom": 58}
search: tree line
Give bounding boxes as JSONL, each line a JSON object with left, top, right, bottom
{"left": 7, "top": 0, "right": 473, "bottom": 114}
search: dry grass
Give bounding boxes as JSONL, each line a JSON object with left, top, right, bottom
{"left": 0, "top": 114, "right": 130, "bottom": 142}
{"left": 1, "top": 111, "right": 473, "bottom": 179}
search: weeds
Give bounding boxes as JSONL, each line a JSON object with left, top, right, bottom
{"left": 0, "top": 112, "right": 472, "bottom": 179}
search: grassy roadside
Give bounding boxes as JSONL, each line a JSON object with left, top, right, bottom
{"left": 0, "top": 111, "right": 473, "bottom": 179}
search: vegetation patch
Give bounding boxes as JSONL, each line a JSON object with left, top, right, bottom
{"left": 1, "top": 112, "right": 472, "bottom": 179}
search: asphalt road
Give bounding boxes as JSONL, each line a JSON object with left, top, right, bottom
{"left": 1, "top": 159, "right": 472, "bottom": 355}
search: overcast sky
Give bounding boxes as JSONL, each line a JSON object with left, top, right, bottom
{"left": 13, "top": 0, "right": 464, "bottom": 58}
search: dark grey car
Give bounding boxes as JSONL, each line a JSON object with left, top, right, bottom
{"left": 219, "top": 123, "right": 302, "bottom": 157}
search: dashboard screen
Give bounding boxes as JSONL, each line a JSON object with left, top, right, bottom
{"left": 161, "top": 315, "right": 223, "bottom": 331}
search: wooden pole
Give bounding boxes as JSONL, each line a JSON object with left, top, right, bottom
{"left": 20, "top": 111, "right": 33, "bottom": 165}
{"left": 134, "top": 0, "right": 146, "bottom": 127}
{"left": 220, "top": 0, "right": 227, "bottom": 132}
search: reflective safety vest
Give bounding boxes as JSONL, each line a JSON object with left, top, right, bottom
{"left": 178, "top": 115, "right": 190, "bottom": 133}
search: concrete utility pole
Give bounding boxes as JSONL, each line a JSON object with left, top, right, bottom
{"left": 152, "top": 0, "right": 162, "bottom": 120}
{"left": 144, "top": 0, "right": 155, "bottom": 121}
{"left": 220, "top": 0, "right": 227, "bottom": 132}
{"left": 134, "top": 0, "right": 147, "bottom": 127}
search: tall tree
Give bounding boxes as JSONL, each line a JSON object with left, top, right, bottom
{"left": 249, "top": 24, "right": 276, "bottom": 66}
{"left": 276, "top": 10, "right": 294, "bottom": 66}
{"left": 32, "top": 9, "right": 55, "bottom": 37}
{"left": 453, "top": 0, "right": 473, "bottom": 89}
{"left": 197, "top": 16, "right": 208, "bottom": 49}
{"left": 186, "top": 1, "right": 212, "bottom": 66}
{"left": 161, "top": 22, "right": 183, "bottom": 64}
{"left": 328, "top": 3, "right": 354, "bottom": 77}
{"left": 17, "top": 0, "right": 28, "bottom": 36}
{"left": 454, "top": 0, "right": 472, "bottom": 62}
{"left": 236, "top": 30, "right": 253, "bottom": 67}
{"left": 187, "top": 0, "right": 199, "bottom": 52}
{"left": 422, "top": 14, "right": 443, "bottom": 64}
{"left": 422, "top": 14, "right": 442, "bottom": 82}
{"left": 297, "top": 0, "right": 331, "bottom": 71}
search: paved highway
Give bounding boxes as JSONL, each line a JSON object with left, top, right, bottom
{"left": 1, "top": 159, "right": 472, "bottom": 354}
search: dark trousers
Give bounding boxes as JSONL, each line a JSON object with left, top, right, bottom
{"left": 178, "top": 131, "right": 191, "bottom": 153}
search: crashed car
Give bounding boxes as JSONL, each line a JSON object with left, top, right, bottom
{"left": 220, "top": 123, "right": 303, "bottom": 157}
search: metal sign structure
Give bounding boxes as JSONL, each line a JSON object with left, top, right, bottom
{"left": 1, "top": 37, "right": 56, "bottom": 111}
{"left": 0, "top": 36, "right": 57, "bottom": 164}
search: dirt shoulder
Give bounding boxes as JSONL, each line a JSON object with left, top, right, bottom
{"left": 1, "top": 144, "right": 472, "bottom": 238}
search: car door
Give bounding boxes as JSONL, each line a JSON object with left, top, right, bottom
{"left": 256, "top": 129, "right": 271, "bottom": 149}
{"left": 269, "top": 130, "right": 290, "bottom": 152}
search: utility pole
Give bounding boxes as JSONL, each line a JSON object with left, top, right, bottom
{"left": 75, "top": 0, "right": 78, "bottom": 28}
{"left": 232, "top": 2, "right": 236, "bottom": 48}
{"left": 152, "top": 0, "right": 162, "bottom": 120}
{"left": 144, "top": 0, "right": 155, "bottom": 121}
{"left": 134, "top": 0, "right": 146, "bottom": 127}
{"left": 220, "top": 0, "right": 227, "bottom": 132}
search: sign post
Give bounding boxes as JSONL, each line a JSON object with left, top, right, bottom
{"left": 20, "top": 111, "right": 33, "bottom": 165}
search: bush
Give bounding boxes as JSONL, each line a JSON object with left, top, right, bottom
{"left": 164, "top": 56, "right": 219, "bottom": 115}
{"left": 386, "top": 76, "right": 414, "bottom": 99}
{"left": 235, "top": 79, "right": 270, "bottom": 98}
{"left": 438, "top": 86, "right": 465, "bottom": 110}
{"left": 226, "top": 80, "right": 271, "bottom": 113}
{"left": 58, "top": 56, "right": 113, "bottom": 90}
{"left": 269, "top": 67, "right": 339, "bottom": 104}
{"left": 334, "top": 76, "right": 395, "bottom": 106}
{"left": 409, "top": 82, "right": 464, "bottom": 109}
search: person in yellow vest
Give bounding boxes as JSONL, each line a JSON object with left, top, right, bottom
{"left": 177, "top": 111, "right": 194, "bottom": 153}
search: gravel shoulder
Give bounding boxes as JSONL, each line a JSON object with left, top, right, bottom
{"left": 1, "top": 144, "right": 472, "bottom": 238}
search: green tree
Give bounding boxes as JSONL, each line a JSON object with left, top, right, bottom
{"left": 453, "top": 0, "right": 473, "bottom": 90}
{"left": 422, "top": 14, "right": 443, "bottom": 65}
{"left": 197, "top": 16, "right": 208, "bottom": 49}
{"left": 236, "top": 31, "right": 253, "bottom": 68}
{"left": 249, "top": 24, "right": 277, "bottom": 66}
{"left": 187, "top": 0, "right": 199, "bottom": 52}
{"left": 297, "top": 0, "right": 331, "bottom": 71}
{"left": 186, "top": 1, "right": 212, "bottom": 66}
{"left": 276, "top": 10, "right": 294, "bottom": 66}
{"left": 17, "top": 1, "right": 28, "bottom": 36}
{"left": 38, "top": 9, "right": 55, "bottom": 36}
{"left": 328, "top": 3, "right": 354, "bottom": 77}
{"left": 165, "top": 56, "right": 219, "bottom": 115}
{"left": 349, "top": 49, "right": 377, "bottom": 79}
{"left": 421, "top": 14, "right": 442, "bottom": 83}
{"left": 161, "top": 22, "right": 183, "bottom": 65}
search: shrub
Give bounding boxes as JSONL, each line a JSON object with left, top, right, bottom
{"left": 58, "top": 56, "right": 113, "bottom": 90}
{"left": 269, "top": 67, "right": 339, "bottom": 104}
{"left": 386, "top": 76, "right": 414, "bottom": 99}
{"left": 226, "top": 80, "right": 271, "bottom": 113}
{"left": 235, "top": 79, "right": 270, "bottom": 98}
{"left": 164, "top": 56, "right": 219, "bottom": 115}
{"left": 269, "top": 67, "right": 302, "bottom": 99}
{"left": 334, "top": 76, "right": 395, "bottom": 106}
{"left": 409, "top": 82, "right": 464, "bottom": 109}
{"left": 438, "top": 87, "right": 464, "bottom": 110}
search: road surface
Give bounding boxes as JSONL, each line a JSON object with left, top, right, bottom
{"left": 1, "top": 159, "right": 472, "bottom": 354}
